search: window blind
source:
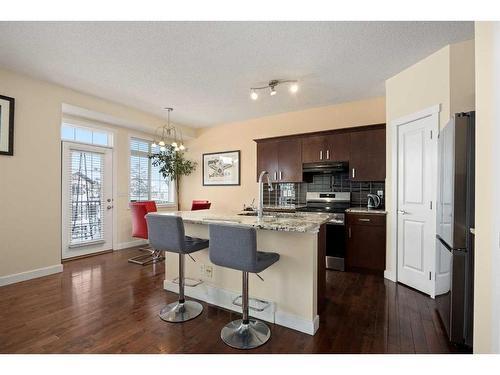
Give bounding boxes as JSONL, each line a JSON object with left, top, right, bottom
{"left": 68, "top": 149, "right": 105, "bottom": 246}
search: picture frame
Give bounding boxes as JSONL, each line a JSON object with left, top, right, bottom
{"left": 202, "top": 150, "right": 240, "bottom": 186}
{"left": 0, "top": 94, "right": 15, "bottom": 156}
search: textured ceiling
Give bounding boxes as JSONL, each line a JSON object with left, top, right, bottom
{"left": 0, "top": 21, "right": 473, "bottom": 127}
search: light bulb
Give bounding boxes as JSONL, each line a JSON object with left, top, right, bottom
{"left": 250, "top": 90, "right": 258, "bottom": 100}
{"left": 160, "top": 146, "right": 166, "bottom": 152}
{"left": 270, "top": 87, "right": 277, "bottom": 96}
{"left": 290, "top": 83, "right": 299, "bottom": 93}
{"left": 179, "top": 144, "right": 186, "bottom": 151}
{"left": 159, "top": 141, "right": 165, "bottom": 146}
{"left": 171, "top": 141, "right": 178, "bottom": 148}
{"left": 152, "top": 142, "right": 157, "bottom": 148}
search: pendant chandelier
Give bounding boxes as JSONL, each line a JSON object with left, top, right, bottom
{"left": 152, "top": 107, "right": 186, "bottom": 152}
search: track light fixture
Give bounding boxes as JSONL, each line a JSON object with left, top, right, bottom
{"left": 249, "top": 79, "right": 299, "bottom": 100}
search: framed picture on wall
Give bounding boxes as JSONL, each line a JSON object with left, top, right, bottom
{"left": 0, "top": 94, "right": 15, "bottom": 156}
{"left": 202, "top": 150, "right": 240, "bottom": 186}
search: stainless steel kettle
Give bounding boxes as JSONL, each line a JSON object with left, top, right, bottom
{"left": 367, "top": 194, "right": 381, "bottom": 209}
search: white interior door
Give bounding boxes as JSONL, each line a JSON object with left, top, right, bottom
{"left": 62, "top": 142, "right": 113, "bottom": 259}
{"left": 397, "top": 114, "right": 437, "bottom": 296}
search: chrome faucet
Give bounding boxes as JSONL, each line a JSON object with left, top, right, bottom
{"left": 258, "top": 171, "right": 274, "bottom": 219}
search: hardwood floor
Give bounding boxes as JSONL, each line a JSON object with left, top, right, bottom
{"left": 0, "top": 248, "right": 467, "bottom": 354}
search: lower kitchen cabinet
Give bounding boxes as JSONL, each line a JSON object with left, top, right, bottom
{"left": 345, "top": 212, "right": 386, "bottom": 275}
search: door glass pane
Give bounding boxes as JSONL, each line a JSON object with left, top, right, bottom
{"left": 74, "top": 128, "right": 93, "bottom": 144}
{"left": 61, "top": 124, "right": 75, "bottom": 140}
{"left": 69, "top": 150, "right": 104, "bottom": 245}
{"left": 92, "top": 131, "right": 109, "bottom": 146}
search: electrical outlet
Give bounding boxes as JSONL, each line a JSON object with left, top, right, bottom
{"left": 377, "top": 190, "right": 384, "bottom": 198}
{"left": 204, "top": 265, "right": 213, "bottom": 279}
{"left": 200, "top": 264, "right": 213, "bottom": 280}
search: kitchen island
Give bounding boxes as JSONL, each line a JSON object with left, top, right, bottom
{"left": 149, "top": 210, "right": 331, "bottom": 335}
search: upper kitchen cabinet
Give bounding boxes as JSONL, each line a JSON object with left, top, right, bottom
{"left": 302, "top": 132, "right": 350, "bottom": 163}
{"left": 256, "top": 138, "right": 302, "bottom": 182}
{"left": 349, "top": 126, "right": 386, "bottom": 181}
{"left": 256, "top": 140, "right": 279, "bottom": 182}
{"left": 302, "top": 135, "right": 325, "bottom": 163}
{"left": 325, "top": 132, "right": 350, "bottom": 162}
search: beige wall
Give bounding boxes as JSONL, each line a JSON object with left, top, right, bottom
{"left": 473, "top": 21, "right": 500, "bottom": 354}
{"left": 384, "top": 40, "right": 475, "bottom": 278}
{"left": 181, "top": 97, "right": 386, "bottom": 211}
{"left": 0, "top": 68, "right": 191, "bottom": 278}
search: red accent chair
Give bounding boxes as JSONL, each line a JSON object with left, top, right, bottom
{"left": 128, "top": 201, "right": 165, "bottom": 265}
{"left": 191, "top": 200, "right": 211, "bottom": 211}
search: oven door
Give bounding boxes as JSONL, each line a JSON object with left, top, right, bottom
{"left": 326, "top": 222, "right": 346, "bottom": 271}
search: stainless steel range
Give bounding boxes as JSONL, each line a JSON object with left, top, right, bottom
{"left": 297, "top": 192, "right": 350, "bottom": 271}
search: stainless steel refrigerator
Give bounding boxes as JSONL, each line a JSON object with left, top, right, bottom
{"left": 435, "top": 111, "right": 475, "bottom": 347}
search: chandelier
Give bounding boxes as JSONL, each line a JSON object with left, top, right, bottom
{"left": 250, "top": 79, "right": 298, "bottom": 100}
{"left": 152, "top": 107, "right": 185, "bottom": 152}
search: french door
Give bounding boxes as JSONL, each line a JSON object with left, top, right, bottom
{"left": 62, "top": 142, "right": 113, "bottom": 259}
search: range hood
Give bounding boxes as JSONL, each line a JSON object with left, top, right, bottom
{"left": 302, "top": 162, "right": 348, "bottom": 174}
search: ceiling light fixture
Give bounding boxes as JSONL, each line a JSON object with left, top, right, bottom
{"left": 250, "top": 79, "right": 299, "bottom": 100}
{"left": 151, "top": 107, "right": 186, "bottom": 153}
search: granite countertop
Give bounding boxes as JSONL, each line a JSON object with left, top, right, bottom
{"left": 345, "top": 207, "right": 387, "bottom": 215}
{"left": 148, "top": 210, "right": 333, "bottom": 233}
{"left": 262, "top": 204, "right": 307, "bottom": 212}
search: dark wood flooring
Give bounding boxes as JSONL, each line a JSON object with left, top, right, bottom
{"left": 0, "top": 247, "right": 467, "bottom": 354}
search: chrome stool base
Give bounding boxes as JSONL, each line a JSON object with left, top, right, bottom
{"left": 159, "top": 300, "right": 203, "bottom": 323}
{"left": 220, "top": 319, "right": 271, "bottom": 349}
{"left": 128, "top": 249, "right": 164, "bottom": 265}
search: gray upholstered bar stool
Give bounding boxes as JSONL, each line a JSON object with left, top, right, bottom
{"left": 208, "top": 224, "right": 280, "bottom": 349}
{"left": 146, "top": 214, "right": 209, "bottom": 322}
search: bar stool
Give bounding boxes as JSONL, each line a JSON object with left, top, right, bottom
{"left": 208, "top": 224, "right": 280, "bottom": 349}
{"left": 146, "top": 214, "right": 209, "bottom": 322}
{"left": 128, "top": 201, "right": 164, "bottom": 265}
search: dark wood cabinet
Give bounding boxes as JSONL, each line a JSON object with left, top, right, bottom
{"left": 256, "top": 123, "right": 386, "bottom": 183}
{"left": 325, "top": 132, "right": 350, "bottom": 162}
{"left": 256, "top": 141, "right": 279, "bottom": 182}
{"left": 345, "top": 212, "right": 386, "bottom": 275}
{"left": 256, "top": 138, "right": 302, "bottom": 182}
{"left": 302, "top": 136, "right": 325, "bottom": 163}
{"left": 277, "top": 139, "right": 302, "bottom": 182}
{"left": 302, "top": 132, "right": 351, "bottom": 163}
{"left": 349, "top": 128, "right": 386, "bottom": 181}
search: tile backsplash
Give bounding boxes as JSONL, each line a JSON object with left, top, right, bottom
{"left": 306, "top": 173, "right": 385, "bottom": 207}
{"left": 262, "top": 173, "right": 385, "bottom": 208}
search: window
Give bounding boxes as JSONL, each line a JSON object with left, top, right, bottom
{"left": 130, "top": 138, "right": 174, "bottom": 205}
{"left": 61, "top": 123, "right": 113, "bottom": 147}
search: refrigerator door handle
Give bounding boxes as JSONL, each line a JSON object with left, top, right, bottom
{"left": 437, "top": 235, "right": 453, "bottom": 253}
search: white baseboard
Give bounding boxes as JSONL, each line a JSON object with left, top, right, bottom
{"left": 114, "top": 239, "right": 148, "bottom": 250}
{"left": 164, "top": 279, "right": 318, "bottom": 335}
{"left": 384, "top": 270, "right": 396, "bottom": 282}
{"left": 274, "top": 311, "right": 320, "bottom": 336}
{"left": 0, "top": 264, "right": 63, "bottom": 287}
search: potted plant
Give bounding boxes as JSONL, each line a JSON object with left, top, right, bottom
{"left": 149, "top": 145, "right": 197, "bottom": 209}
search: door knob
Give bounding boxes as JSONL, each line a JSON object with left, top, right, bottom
{"left": 398, "top": 209, "right": 408, "bottom": 215}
